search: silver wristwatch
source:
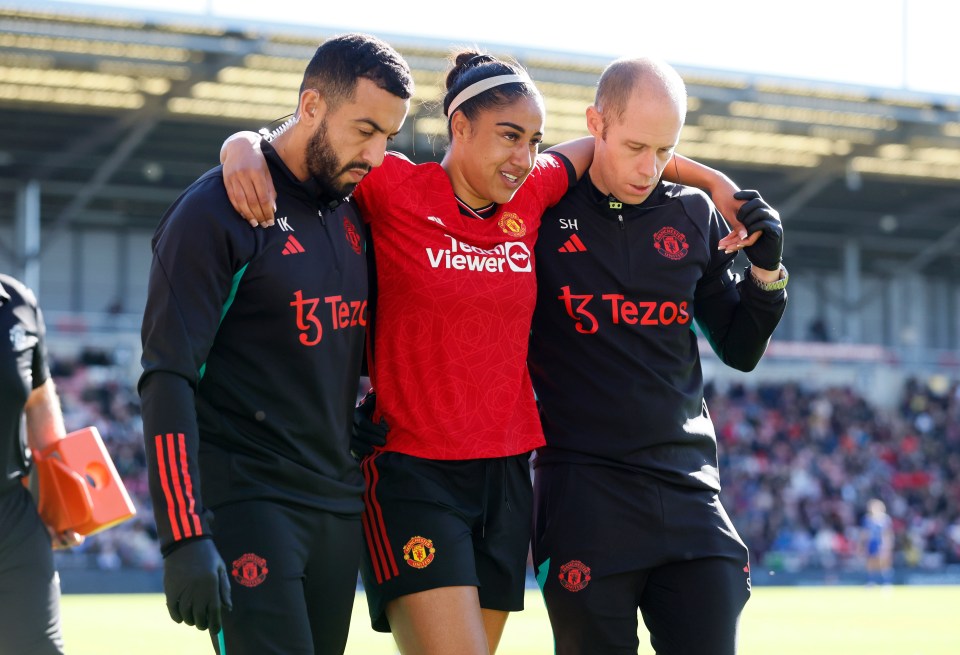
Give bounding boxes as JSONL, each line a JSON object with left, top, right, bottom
{"left": 750, "top": 264, "right": 788, "bottom": 292}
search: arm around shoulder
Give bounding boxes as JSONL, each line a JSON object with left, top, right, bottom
{"left": 220, "top": 130, "right": 276, "bottom": 226}
{"left": 667, "top": 154, "right": 748, "bottom": 239}
{"left": 545, "top": 136, "right": 594, "bottom": 180}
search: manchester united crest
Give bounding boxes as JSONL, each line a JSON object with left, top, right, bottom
{"left": 343, "top": 218, "right": 362, "bottom": 255}
{"left": 232, "top": 552, "right": 269, "bottom": 588}
{"left": 498, "top": 212, "right": 526, "bottom": 237}
{"left": 403, "top": 535, "right": 436, "bottom": 569}
{"left": 653, "top": 226, "right": 689, "bottom": 260}
{"left": 558, "top": 559, "right": 591, "bottom": 592}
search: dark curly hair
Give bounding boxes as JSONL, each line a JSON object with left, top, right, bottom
{"left": 442, "top": 50, "right": 540, "bottom": 138}
{"left": 299, "top": 33, "right": 414, "bottom": 110}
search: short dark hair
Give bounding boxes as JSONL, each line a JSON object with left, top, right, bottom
{"left": 300, "top": 33, "right": 414, "bottom": 110}
{"left": 442, "top": 50, "right": 540, "bottom": 138}
{"left": 595, "top": 57, "right": 687, "bottom": 134}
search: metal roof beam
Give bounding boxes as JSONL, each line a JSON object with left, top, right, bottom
{"left": 776, "top": 167, "right": 842, "bottom": 221}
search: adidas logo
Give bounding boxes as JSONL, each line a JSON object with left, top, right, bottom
{"left": 282, "top": 235, "right": 305, "bottom": 255}
{"left": 558, "top": 235, "right": 587, "bottom": 253}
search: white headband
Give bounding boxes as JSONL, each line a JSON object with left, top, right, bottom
{"left": 445, "top": 74, "right": 528, "bottom": 118}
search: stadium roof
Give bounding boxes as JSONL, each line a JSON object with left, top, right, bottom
{"left": 2, "top": 3, "right": 960, "bottom": 278}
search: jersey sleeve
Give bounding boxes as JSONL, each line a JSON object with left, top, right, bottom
{"left": 139, "top": 172, "right": 257, "bottom": 554}
{"left": 352, "top": 151, "right": 412, "bottom": 223}
{"left": 534, "top": 152, "right": 576, "bottom": 208}
{"left": 694, "top": 205, "right": 787, "bottom": 372}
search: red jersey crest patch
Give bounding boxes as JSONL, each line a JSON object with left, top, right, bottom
{"left": 343, "top": 218, "right": 362, "bottom": 255}
{"left": 653, "top": 227, "right": 688, "bottom": 260}
{"left": 498, "top": 212, "right": 526, "bottom": 237}
{"left": 558, "top": 559, "right": 591, "bottom": 592}
{"left": 232, "top": 552, "right": 269, "bottom": 588}
{"left": 403, "top": 535, "right": 436, "bottom": 569}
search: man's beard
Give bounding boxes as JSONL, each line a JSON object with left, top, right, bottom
{"left": 306, "top": 119, "right": 369, "bottom": 198}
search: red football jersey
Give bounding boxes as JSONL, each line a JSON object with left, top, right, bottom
{"left": 354, "top": 152, "right": 570, "bottom": 459}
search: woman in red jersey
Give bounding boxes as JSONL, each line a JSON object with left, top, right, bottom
{"left": 220, "top": 50, "right": 747, "bottom": 655}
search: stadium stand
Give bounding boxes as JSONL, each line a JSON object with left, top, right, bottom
{"left": 712, "top": 378, "right": 960, "bottom": 582}
{"left": 2, "top": 3, "right": 960, "bottom": 359}
{"left": 48, "top": 353, "right": 960, "bottom": 589}
{"left": 0, "top": 2, "right": 957, "bottom": 589}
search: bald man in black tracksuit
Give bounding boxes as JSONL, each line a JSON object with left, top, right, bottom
{"left": 139, "top": 142, "right": 368, "bottom": 654}
{"left": 529, "top": 176, "right": 786, "bottom": 654}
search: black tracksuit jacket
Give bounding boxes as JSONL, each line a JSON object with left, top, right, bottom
{"left": 529, "top": 175, "right": 786, "bottom": 492}
{"left": 0, "top": 275, "right": 48, "bottom": 493}
{"left": 139, "top": 143, "right": 368, "bottom": 554}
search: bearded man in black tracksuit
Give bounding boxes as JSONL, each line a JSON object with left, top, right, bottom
{"left": 529, "top": 57, "right": 787, "bottom": 655}
{"left": 138, "top": 34, "right": 412, "bottom": 655}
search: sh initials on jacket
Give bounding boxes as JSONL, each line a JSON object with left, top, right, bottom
{"left": 276, "top": 216, "right": 294, "bottom": 232}
{"left": 557, "top": 218, "right": 587, "bottom": 253}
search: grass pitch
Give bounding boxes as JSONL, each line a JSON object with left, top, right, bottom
{"left": 61, "top": 586, "right": 959, "bottom": 654}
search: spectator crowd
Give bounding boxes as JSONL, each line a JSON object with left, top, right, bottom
{"left": 46, "top": 348, "right": 960, "bottom": 577}
{"left": 713, "top": 376, "right": 960, "bottom": 575}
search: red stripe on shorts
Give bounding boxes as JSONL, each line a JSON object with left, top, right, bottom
{"left": 361, "top": 452, "right": 399, "bottom": 583}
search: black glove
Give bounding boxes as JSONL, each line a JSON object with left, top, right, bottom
{"left": 734, "top": 189, "right": 783, "bottom": 271}
{"left": 351, "top": 390, "right": 388, "bottom": 460}
{"left": 163, "top": 538, "right": 232, "bottom": 633}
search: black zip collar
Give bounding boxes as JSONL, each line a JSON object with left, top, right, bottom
{"left": 583, "top": 173, "right": 674, "bottom": 219}
{"left": 261, "top": 140, "right": 346, "bottom": 211}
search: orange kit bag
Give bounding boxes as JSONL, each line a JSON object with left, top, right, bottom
{"left": 31, "top": 426, "right": 137, "bottom": 536}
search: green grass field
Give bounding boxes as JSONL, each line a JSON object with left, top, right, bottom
{"left": 62, "top": 586, "right": 960, "bottom": 654}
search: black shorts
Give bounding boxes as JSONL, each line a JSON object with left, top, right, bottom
{"left": 0, "top": 484, "right": 63, "bottom": 655}
{"left": 359, "top": 451, "right": 533, "bottom": 633}
{"left": 209, "top": 500, "right": 362, "bottom": 655}
{"left": 532, "top": 463, "right": 751, "bottom": 655}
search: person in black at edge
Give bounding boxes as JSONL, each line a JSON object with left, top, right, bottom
{"left": 138, "top": 34, "right": 412, "bottom": 655}
{"left": 528, "top": 57, "right": 787, "bottom": 655}
{"left": 0, "top": 273, "right": 82, "bottom": 655}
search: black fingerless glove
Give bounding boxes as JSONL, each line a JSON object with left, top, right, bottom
{"left": 735, "top": 189, "right": 784, "bottom": 271}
